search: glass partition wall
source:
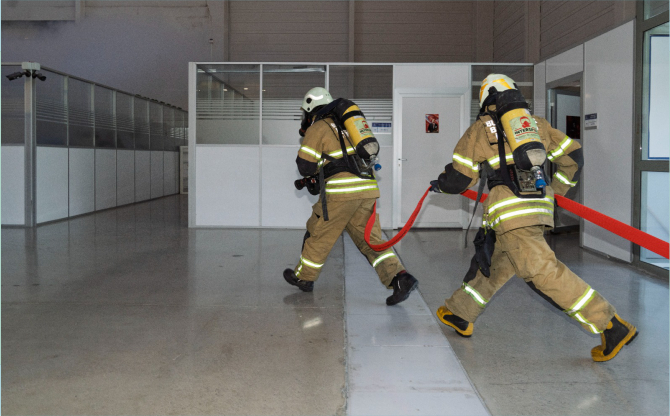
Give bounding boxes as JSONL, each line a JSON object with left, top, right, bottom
{"left": 195, "top": 63, "right": 394, "bottom": 147}
{"left": 1, "top": 63, "right": 189, "bottom": 226}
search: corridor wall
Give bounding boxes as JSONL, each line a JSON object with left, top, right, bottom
{"left": 534, "top": 21, "right": 635, "bottom": 262}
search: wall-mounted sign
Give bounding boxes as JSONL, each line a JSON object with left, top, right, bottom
{"left": 426, "top": 114, "right": 439, "bottom": 133}
{"left": 371, "top": 122, "right": 391, "bottom": 134}
{"left": 584, "top": 113, "right": 598, "bottom": 129}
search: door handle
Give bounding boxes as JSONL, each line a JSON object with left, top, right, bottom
{"left": 398, "top": 158, "right": 407, "bottom": 161}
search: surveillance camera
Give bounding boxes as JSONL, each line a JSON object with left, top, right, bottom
{"left": 33, "top": 72, "right": 46, "bottom": 81}
{"left": 5, "top": 71, "right": 24, "bottom": 81}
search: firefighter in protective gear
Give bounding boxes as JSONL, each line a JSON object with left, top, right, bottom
{"left": 284, "top": 87, "right": 418, "bottom": 306}
{"left": 430, "top": 74, "right": 638, "bottom": 362}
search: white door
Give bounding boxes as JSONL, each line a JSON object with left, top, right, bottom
{"left": 399, "top": 95, "right": 464, "bottom": 227}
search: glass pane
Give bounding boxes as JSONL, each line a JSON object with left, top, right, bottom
{"left": 196, "top": 64, "right": 260, "bottom": 145}
{"left": 642, "top": 23, "right": 669, "bottom": 160}
{"left": 330, "top": 65, "right": 393, "bottom": 146}
{"left": 262, "top": 64, "right": 325, "bottom": 145}
{"left": 471, "top": 65, "right": 534, "bottom": 124}
{"left": 68, "top": 78, "right": 94, "bottom": 147}
{"left": 117, "top": 92, "right": 134, "bottom": 149}
{"left": 36, "top": 70, "right": 67, "bottom": 146}
{"left": 644, "top": 0, "right": 669, "bottom": 20}
{"left": 134, "top": 98, "right": 150, "bottom": 150}
{"left": 163, "top": 107, "right": 175, "bottom": 151}
{"left": 175, "top": 111, "right": 185, "bottom": 148}
{"left": 640, "top": 171, "right": 669, "bottom": 269}
{"left": 2, "top": 65, "right": 25, "bottom": 145}
{"left": 150, "top": 102, "right": 163, "bottom": 150}
{"left": 94, "top": 85, "right": 115, "bottom": 148}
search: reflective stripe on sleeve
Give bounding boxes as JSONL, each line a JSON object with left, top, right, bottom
{"left": 299, "top": 146, "right": 321, "bottom": 159}
{"left": 553, "top": 171, "right": 577, "bottom": 187}
{"left": 547, "top": 136, "right": 573, "bottom": 161}
{"left": 372, "top": 252, "right": 396, "bottom": 268}
{"left": 462, "top": 282, "right": 488, "bottom": 308}
{"left": 453, "top": 153, "right": 479, "bottom": 172}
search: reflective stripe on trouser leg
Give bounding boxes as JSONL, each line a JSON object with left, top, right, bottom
{"left": 295, "top": 198, "right": 362, "bottom": 282}
{"left": 345, "top": 198, "right": 404, "bottom": 287}
{"left": 502, "top": 226, "right": 615, "bottom": 333}
{"left": 445, "top": 236, "right": 515, "bottom": 323}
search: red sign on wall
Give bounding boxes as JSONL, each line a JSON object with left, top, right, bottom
{"left": 426, "top": 114, "right": 439, "bottom": 133}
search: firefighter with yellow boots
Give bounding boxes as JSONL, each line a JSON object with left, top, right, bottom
{"left": 284, "top": 87, "right": 418, "bottom": 306}
{"left": 429, "top": 74, "right": 638, "bottom": 362}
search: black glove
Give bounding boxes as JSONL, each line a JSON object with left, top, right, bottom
{"left": 473, "top": 227, "right": 496, "bottom": 278}
{"left": 430, "top": 180, "right": 441, "bottom": 193}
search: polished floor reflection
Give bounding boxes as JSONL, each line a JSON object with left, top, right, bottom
{"left": 2, "top": 195, "right": 668, "bottom": 415}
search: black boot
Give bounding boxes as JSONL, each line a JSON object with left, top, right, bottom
{"left": 386, "top": 271, "right": 418, "bottom": 306}
{"left": 591, "top": 314, "right": 638, "bottom": 362}
{"left": 283, "top": 268, "right": 314, "bottom": 292}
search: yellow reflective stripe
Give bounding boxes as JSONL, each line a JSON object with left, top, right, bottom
{"left": 487, "top": 153, "right": 514, "bottom": 168}
{"left": 554, "top": 172, "right": 577, "bottom": 187}
{"left": 489, "top": 208, "right": 553, "bottom": 229}
{"left": 299, "top": 146, "right": 321, "bottom": 159}
{"left": 295, "top": 264, "right": 303, "bottom": 277}
{"left": 327, "top": 147, "right": 355, "bottom": 158}
{"left": 300, "top": 256, "right": 323, "bottom": 269}
{"left": 566, "top": 287, "right": 595, "bottom": 315}
{"left": 453, "top": 153, "right": 479, "bottom": 172}
{"left": 372, "top": 252, "right": 396, "bottom": 268}
{"left": 488, "top": 195, "right": 554, "bottom": 215}
{"left": 547, "top": 136, "right": 573, "bottom": 161}
{"left": 327, "top": 177, "right": 375, "bottom": 185}
{"left": 573, "top": 312, "right": 602, "bottom": 334}
{"left": 462, "top": 283, "right": 488, "bottom": 307}
{"left": 325, "top": 185, "right": 378, "bottom": 194}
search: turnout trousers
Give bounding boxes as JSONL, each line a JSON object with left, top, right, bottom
{"left": 294, "top": 198, "right": 405, "bottom": 286}
{"left": 445, "top": 225, "right": 616, "bottom": 334}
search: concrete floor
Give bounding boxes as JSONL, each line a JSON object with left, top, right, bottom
{"left": 2, "top": 195, "right": 668, "bottom": 415}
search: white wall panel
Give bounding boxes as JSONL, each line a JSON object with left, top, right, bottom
{"left": 117, "top": 150, "right": 135, "bottom": 206}
{"left": 2, "top": 146, "right": 25, "bottom": 225}
{"left": 534, "top": 62, "right": 547, "bottom": 118}
{"left": 69, "top": 148, "right": 95, "bottom": 217}
{"left": 394, "top": 64, "right": 470, "bottom": 91}
{"left": 195, "top": 146, "right": 260, "bottom": 227}
{"left": 95, "top": 149, "right": 116, "bottom": 210}
{"left": 260, "top": 146, "right": 317, "bottom": 228}
{"left": 582, "top": 21, "right": 634, "bottom": 262}
{"left": 36, "top": 147, "right": 69, "bottom": 223}
{"left": 163, "top": 151, "right": 178, "bottom": 195}
{"left": 135, "top": 151, "right": 151, "bottom": 202}
{"left": 546, "top": 45, "right": 583, "bottom": 83}
{"left": 151, "top": 151, "right": 164, "bottom": 199}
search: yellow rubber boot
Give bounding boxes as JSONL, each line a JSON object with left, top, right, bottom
{"left": 436, "top": 306, "right": 473, "bottom": 337}
{"left": 591, "top": 314, "right": 638, "bottom": 362}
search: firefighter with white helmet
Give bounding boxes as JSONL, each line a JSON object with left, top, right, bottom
{"left": 284, "top": 87, "right": 419, "bottom": 306}
{"left": 429, "top": 74, "right": 638, "bottom": 362}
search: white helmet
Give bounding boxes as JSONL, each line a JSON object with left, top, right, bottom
{"left": 479, "top": 74, "right": 517, "bottom": 108}
{"left": 301, "top": 87, "right": 333, "bottom": 113}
